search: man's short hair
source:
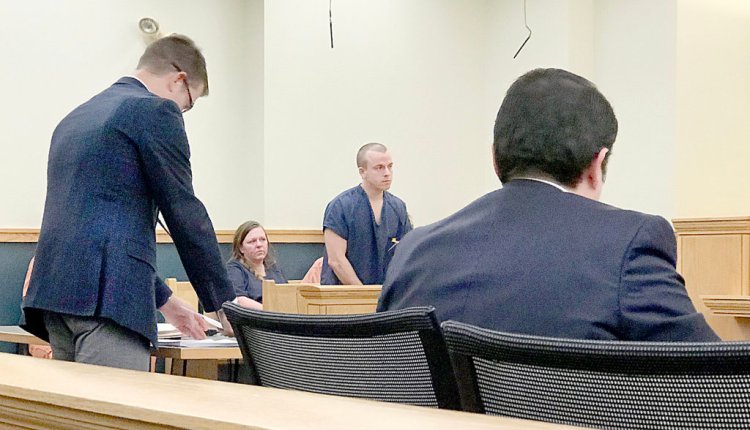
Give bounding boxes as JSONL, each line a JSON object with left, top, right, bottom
{"left": 356, "top": 142, "right": 388, "bottom": 168}
{"left": 493, "top": 68, "right": 617, "bottom": 186}
{"left": 137, "top": 34, "right": 210, "bottom": 96}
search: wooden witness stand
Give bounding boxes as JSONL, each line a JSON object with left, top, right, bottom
{"left": 262, "top": 280, "right": 382, "bottom": 314}
{"left": 674, "top": 216, "right": 750, "bottom": 340}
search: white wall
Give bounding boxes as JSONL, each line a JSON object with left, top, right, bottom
{"left": 263, "top": 0, "right": 494, "bottom": 228}
{"left": 675, "top": 0, "right": 750, "bottom": 218}
{"left": 592, "top": 0, "right": 677, "bottom": 218}
{"left": 261, "top": 0, "right": 688, "bottom": 229}
{"left": 0, "top": 0, "right": 261, "bottom": 230}
{"left": 3, "top": 1, "right": 748, "bottom": 232}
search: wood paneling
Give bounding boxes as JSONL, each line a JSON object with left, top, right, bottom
{"left": 674, "top": 217, "right": 750, "bottom": 340}
{"left": 263, "top": 280, "right": 382, "bottom": 315}
{"left": 0, "top": 228, "right": 323, "bottom": 244}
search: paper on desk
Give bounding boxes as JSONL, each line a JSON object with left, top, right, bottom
{"left": 158, "top": 315, "right": 221, "bottom": 339}
{"left": 159, "top": 335, "right": 238, "bottom": 348}
{"left": 157, "top": 323, "right": 182, "bottom": 338}
{"left": 201, "top": 314, "right": 223, "bottom": 329}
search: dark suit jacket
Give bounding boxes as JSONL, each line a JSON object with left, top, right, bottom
{"left": 22, "top": 77, "right": 235, "bottom": 346}
{"left": 377, "top": 179, "right": 719, "bottom": 341}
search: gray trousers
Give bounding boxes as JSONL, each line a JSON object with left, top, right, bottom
{"left": 43, "top": 311, "right": 151, "bottom": 371}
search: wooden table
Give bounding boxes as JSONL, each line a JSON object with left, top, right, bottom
{"left": 0, "top": 325, "right": 242, "bottom": 380}
{"left": 0, "top": 352, "right": 583, "bottom": 430}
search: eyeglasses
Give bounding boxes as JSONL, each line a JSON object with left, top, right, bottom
{"left": 171, "top": 63, "right": 193, "bottom": 113}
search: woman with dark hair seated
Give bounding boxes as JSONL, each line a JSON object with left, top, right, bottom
{"left": 226, "top": 220, "right": 287, "bottom": 308}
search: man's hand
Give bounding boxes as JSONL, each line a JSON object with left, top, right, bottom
{"left": 159, "top": 295, "right": 210, "bottom": 339}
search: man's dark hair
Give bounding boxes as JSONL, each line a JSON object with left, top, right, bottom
{"left": 356, "top": 142, "right": 388, "bottom": 168}
{"left": 137, "top": 34, "right": 210, "bottom": 96}
{"left": 493, "top": 68, "right": 617, "bottom": 186}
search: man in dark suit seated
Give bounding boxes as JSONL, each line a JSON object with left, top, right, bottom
{"left": 377, "top": 68, "right": 719, "bottom": 341}
{"left": 22, "top": 35, "right": 249, "bottom": 371}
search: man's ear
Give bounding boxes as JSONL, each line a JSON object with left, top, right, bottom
{"left": 590, "top": 148, "right": 608, "bottom": 186}
{"left": 491, "top": 146, "right": 503, "bottom": 181}
{"left": 166, "top": 70, "right": 184, "bottom": 93}
{"left": 575, "top": 148, "right": 608, "bottom": 200}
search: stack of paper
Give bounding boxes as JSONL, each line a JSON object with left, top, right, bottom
{"left": 158, "top": 315, "right": 224, "bottom": 339}
{"left": 157, "top": 323, "right": 182, "bottom": 339}
{"left": 157, "top": 316, "right": 237, "bottom": 347}
{"left": 158, "top": 335, "right": 238, "bottom": 348}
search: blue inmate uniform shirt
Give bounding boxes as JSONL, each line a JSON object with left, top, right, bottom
{"left": 321, "top": 185, "right": 412, "bottom": 285}
{"left": 226, "top": 259, "right": 287, "bottom": 303}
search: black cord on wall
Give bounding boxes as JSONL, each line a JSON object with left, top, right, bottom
{"left": 329, "top": 0, "right": 334, "bottom": 49}
{"left": 513, "top": 0, "right": 532, "bottom": 59}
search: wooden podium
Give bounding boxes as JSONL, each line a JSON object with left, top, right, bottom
{"left": 262, "top": 280, "right": 382, "bottom": 315}
{"left": 673, "top": 217, "right": 750, "bottom": 340}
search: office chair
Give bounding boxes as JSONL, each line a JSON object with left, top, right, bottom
{"left": 442, "top": 320, "right": 750, "bottom": 429}
{"left": 223, "top": 304, "right": 461, "bottom": 409}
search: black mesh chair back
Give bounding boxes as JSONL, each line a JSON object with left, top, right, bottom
{"left": 442, "top": 320, "right": 750, "bottom": 429}
{"left": 223, "top": 304, "right": 461, "bottom": 409}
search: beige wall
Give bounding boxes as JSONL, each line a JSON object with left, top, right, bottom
{"left": 676, "top": 0, "right": 750, "bottom": 218}
{"left": 263, "top": 0, "right": 495, "bottom": 228}
{"left": 592, "top": 0, "right": 678, "bottom": 217}
{"left": 1, "top": 1, "right": 748, "bottom": 232}
{"left": 0, "top": 0, "right": 262, "bottom": 230}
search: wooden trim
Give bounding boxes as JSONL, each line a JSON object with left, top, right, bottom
{"left": 672, "top": 217, "right": 750, "bottom": 235}
{"left": 267, "top": 229, "right": 324, "bottom": 243}
{"left": 0, "top": 229, "right": 39, "bottom": 243}
{"left": 701, "top": 295, "right": 750, "bottom": 318}
{"left": 0, "top": 228, "right": 323, "bottom": 244}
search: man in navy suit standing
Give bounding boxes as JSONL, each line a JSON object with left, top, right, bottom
{"left": 378, "top": 68, "right": 719, "bottom": 342}
{"left": 22, "top": 35, "right": 255, "bottom": 371}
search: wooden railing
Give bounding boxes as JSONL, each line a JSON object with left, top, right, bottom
{"left": 0, "top": 228, "right": 323, "bottom": 244}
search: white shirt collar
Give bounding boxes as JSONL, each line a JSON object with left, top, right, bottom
{"left": 127, "top": 75, "right": 152, "bottom": 93}
{"left": 514, "top": 177, "right": 570, "bottom": 193}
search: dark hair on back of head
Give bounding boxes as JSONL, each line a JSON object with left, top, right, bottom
{"left": 493, "top": 68, "right": 617, "bottom": 187}
{"left": 137, "top": 34, "right": 209, "bottom": 96}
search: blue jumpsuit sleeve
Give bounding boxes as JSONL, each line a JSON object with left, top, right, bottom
{"left": 323, "top": 198, "right": 349, "bottom": 240}
{"left": 226, "top": 262, "right": 251, "bottom": 297}
{"left": 401, "top": 202, "right": 413, "bottom": 235}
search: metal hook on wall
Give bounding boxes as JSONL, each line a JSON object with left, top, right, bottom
{"left": 513, "top": 0, "right": 532, "bottom": 59}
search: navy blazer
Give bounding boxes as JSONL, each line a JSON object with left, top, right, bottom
{"left": 22, "top": 78, "right": 235, "bottom": 346}
{"left": 377, "top": 179, "right": 719, "bottom": 341}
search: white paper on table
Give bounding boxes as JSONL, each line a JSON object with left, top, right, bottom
{"left": 158, "top": 335, "right": 238, "bottom": 348}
